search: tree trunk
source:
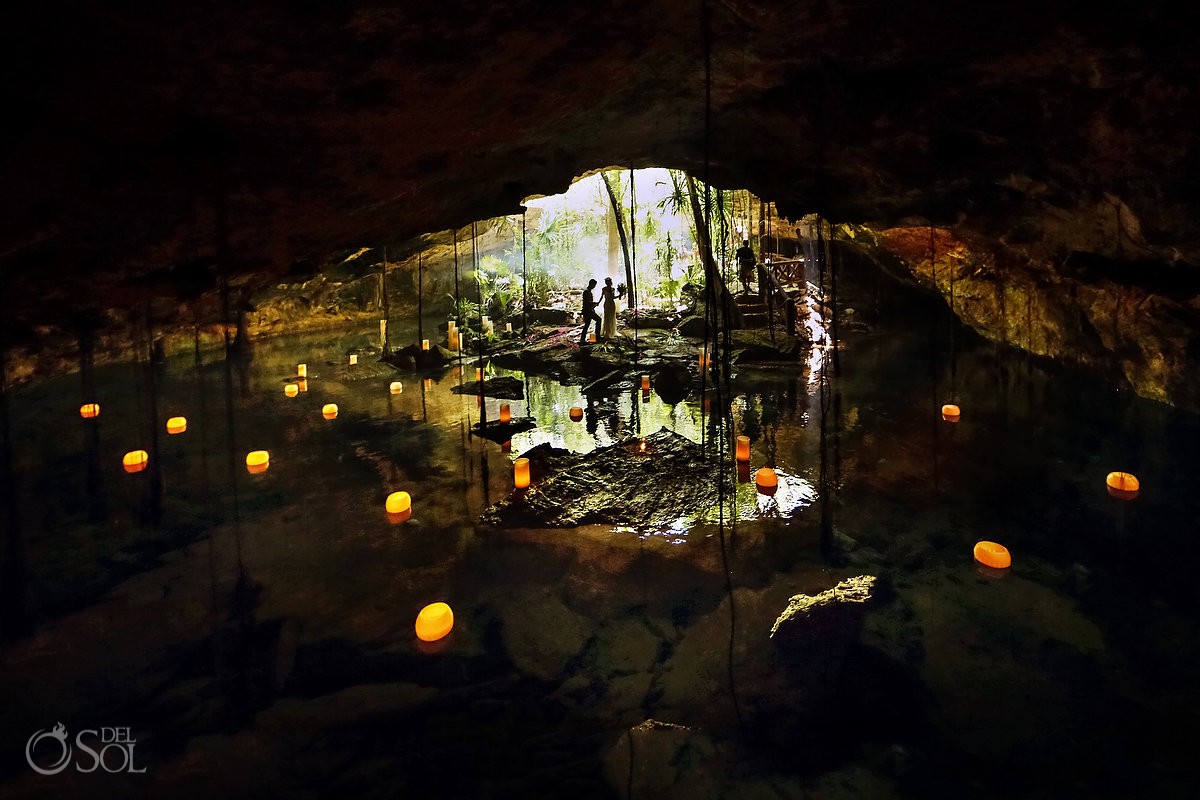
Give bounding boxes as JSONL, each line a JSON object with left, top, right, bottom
{"left": 606, "top": 200, "right": 619, "bottom": 280}
{"left": 686, "top": 174, "right": 743, "bottom": 328}
{"left": 601, "top": 171, "right": 635, "bottom": 309}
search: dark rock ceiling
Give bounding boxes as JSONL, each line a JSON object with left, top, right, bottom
{"left": 1, "top": 1, "right": 1196, "bottom": 337}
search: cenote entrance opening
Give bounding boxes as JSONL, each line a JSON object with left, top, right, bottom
{"left": 2, "top": 167, "right": 1199, "bottom": 800}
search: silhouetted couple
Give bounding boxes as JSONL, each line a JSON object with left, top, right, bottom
{"left": 579, "top": 278, "right": 619, "bottom": 344}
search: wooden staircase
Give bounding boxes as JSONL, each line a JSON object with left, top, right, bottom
{"left": 734, "top": 288, "right": 801, "bottom": 336}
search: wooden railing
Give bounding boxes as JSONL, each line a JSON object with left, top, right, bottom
{"left": 765, "top": 257, "right": 807, "bottom": 287}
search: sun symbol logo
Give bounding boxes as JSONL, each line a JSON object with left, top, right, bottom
{"left": 26, "top": 722, "right": 72, "bottom": 775}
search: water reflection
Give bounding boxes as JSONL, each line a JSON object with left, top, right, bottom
{"left": 3, "top": 312, "right": 1200, "bottom": 799}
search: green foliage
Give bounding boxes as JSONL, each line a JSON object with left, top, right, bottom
{"left": 656, "top": 276, "right": 682, "bottom": 305}
{"left": 445, "top": 293, "right": 480, "bottom": 321}
{"left": 472, "top": 255, "right": 522, "bottom": 320}
{"left": 524, "top": 266, "right": 555, "bottom": 307}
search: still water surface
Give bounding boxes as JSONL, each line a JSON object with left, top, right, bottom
{"left": 1, "top": 305, "right": 1198, "bottom": 799}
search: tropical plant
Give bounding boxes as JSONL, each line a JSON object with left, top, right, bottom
{"left": 470, "top": 255, "right": 522, "bottom": 321}
{"left": 522, "top": 265, "right": 554, "bottom": 308}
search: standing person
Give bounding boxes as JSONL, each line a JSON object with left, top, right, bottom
{"left": 736, "top": 239, "right": 756, "bottom": 295}
{"left": 600, "top": 277, "right": 618, "bottom": 340}
{"left": 579, "top": 279, "right": 601, "bottom": 344}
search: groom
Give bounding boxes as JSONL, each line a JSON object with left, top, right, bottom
{"left": 579, "top": 278, "right": 600, "bottom": 345}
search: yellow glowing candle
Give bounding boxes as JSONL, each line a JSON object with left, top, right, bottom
{"left": 1106, "top": 471, "right": 1140, "bottom": 500}
{"left": 449, "top": 331, "right": 459, "bottom": 351}
{"left": 500, "top": 403, "right": 511, "bottom": 423}
{"left": 588, "top": 332, "right": 597, "bottom": 343}
{"left": 514, "top": 457, "right": 530, "bottom": 489}
{"left": 122, "top": 450, "right": 149, "bottom": 473}
{"left": 284, "top": 383, "right": 299, "bottom": 397}
{"left": 476, "top": 367, "right": 483, "bottom": 382}
{"left": 80, "top": 403, "right": 100, "bottom": 419}
{"left": 973, "top": 540, "right": 1011, "bottom": 569}
{"left": 735, "top": 435, "right": 750, "bottom": 463}
{"left": 389, "top": 381, "right": 403, "bottom": 395}
{"left": 349, "top": 354, "right": 358, "bottom": 365}
{"left": 246, "top": 450, "right": 270, "bottom": 474}
{"left": 755, "top": 467, "right": 778, "bottom": 495}
{"left": 386, "top": 491, "right": 411, "bottom": 515}
{"left": 506, "top": 322, "right": 513, "bottom": 333}
{"left": 166, "top": 416, "right": 187, "bottom": 435}
{"left": 422, "top": 339, "right": 430, "bottom": 350}
{"left": 297, "top": 363, "right": 307, "bottom": 378}
{"left": 424, "top": 378, "right": 432, "bottom": 390}
{"left": 641, "top": 374, "right": 650, "bottom": 390}
{"left": 941, "top": 403, "right": 961, "bottom": 422}
{"left": 415, "top": 602, "right": 454, "bottom": 642}
{"left": 569, "top": 406, "right": 583, "bottom": 421}
{"left": 297, "top": 378, "right": 308, "bottom": 393}
{"left": 322, "top": 403, "right": 338, "bottom": 420}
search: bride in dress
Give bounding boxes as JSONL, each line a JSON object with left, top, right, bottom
{"left": 600, "top": 277, "right": 618, "bottom": 340}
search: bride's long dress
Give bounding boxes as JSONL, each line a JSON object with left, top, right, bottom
{"left": 600, "top": 287, "right": 617, "bottom": 339}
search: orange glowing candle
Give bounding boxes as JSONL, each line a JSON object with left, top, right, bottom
{"left": 569, "top": 406, "right": 583, "bottom": 421}
{"left": 415, "top": 602, "right": 454, "bottom": 642}
{"left": 500, "top": 403, "right": 511, "bottom": 423}
{"left": 246, "top": 450, "right": 270, "bottom": 474}
{"left": 284, "top": 383, "right": 299, "bottom": 397}
{"left": 973, "top": 540, "right": 1011, "bottom": 569}
{"left": 122, "top": 450, "right": 149, "bottom": 473}
{"left": 322, "top": 403, "right": 338, "bottom": 420}
{"left": 80, "top": 403, "right": 100, "bottom": 419}
{"left": 514, "top": 457, "right": 530, "bottom": 489}
{"left": 390, "top": 381, "right": 403, "bottom": 394}
{"left": 1106, "top": 471, "right": 1140, "bottom": 500}
{"left": 166, "top": 416, "right": 187, "bottom": 435}
{"left": 755, "top": 467, "right": 778, "bottom": 495}
{"left": 941, "top": 403, "right": 961, "bottom": 422}
{"left": 735, "top": 435, "right": 750, "bottom": 463}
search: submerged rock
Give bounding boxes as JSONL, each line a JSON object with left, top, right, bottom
{"left": 480, "top": 428, "right": 729, "bottom": 529}
{"left": 770, "top": 574, "right": 879, "bottom": 649}
{"left": 602, "top": 720, "right": 722, "bottom": 800}
{"left": 495, "top": 591, "right": 590, "bottom": 682}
